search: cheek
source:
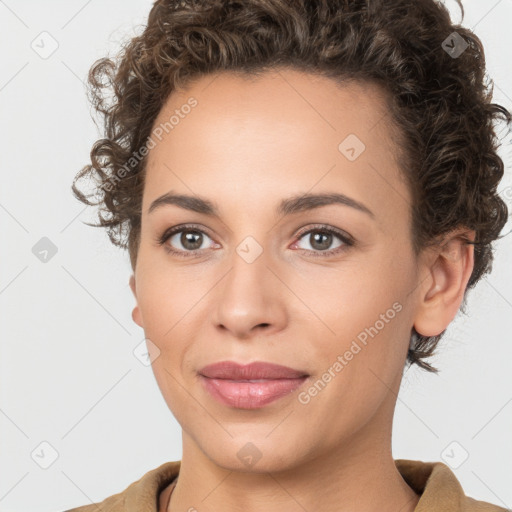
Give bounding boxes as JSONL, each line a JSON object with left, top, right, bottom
{"left": 136, "top": 260, "right": 204, "bottom": 338}
{"left": 136, "top": 277, "right": 193, "bottom": 411}
{"left": 310, "top": 249, "right": 415, "bottom": 378}
{"left": 300, "top": 280, "right": 410, "bottom": 443}
{"left": 135, "top": 260, "right": 209, "bottom": 367}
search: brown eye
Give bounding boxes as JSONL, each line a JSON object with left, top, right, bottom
{"left": 296, "top": 230, "right": 343, "bottom": 252}
{"left": 175, "top": 230, "right": 204, "bottom": 251}
{"left": 306, "top": 231, "right": 336, "bottom": 251}
{"left": 292, "top": 225, "right": 354, "bottom": 258}
{"left": 157, "top": 224, "right": 217, "bottom": 257}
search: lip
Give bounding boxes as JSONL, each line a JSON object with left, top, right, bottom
{"left": 198, "top": 361, "right": 310, "bottom": 409}
{"left": 199, "top": 361, "right": 309, "bottom": 380}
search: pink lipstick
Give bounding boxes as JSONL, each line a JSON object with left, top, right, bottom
{"left": 199, "top": 361, "right": 309, "bottom": 409}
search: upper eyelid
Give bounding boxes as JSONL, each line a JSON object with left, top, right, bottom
{"left": 294, "top": 224, "right": 353, "bottom": 242}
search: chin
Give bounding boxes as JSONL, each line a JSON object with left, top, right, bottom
{"left": 198, "top": 433, "right": 310, "bottom": 474}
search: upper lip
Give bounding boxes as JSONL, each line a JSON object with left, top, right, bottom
{"left": 199, "top": 361, "right": 309, "bottom": 380}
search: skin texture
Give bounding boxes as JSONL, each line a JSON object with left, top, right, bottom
{"left": 129, "top": 69, "right": 474, "bottom": 512}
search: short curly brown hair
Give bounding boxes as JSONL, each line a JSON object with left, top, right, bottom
{"left": 72, "top": 0, "right": 511, "bottom": 373}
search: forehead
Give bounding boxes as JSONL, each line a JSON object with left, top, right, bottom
{"left": 150, "top": 69, "right": 396, "bottom": 149}
{"left": 143, "top": 69, "right": 409, "bottom": 227}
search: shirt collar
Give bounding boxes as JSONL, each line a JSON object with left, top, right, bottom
{"left": 395, "top": 458, "right": 465, "bottom": 511}
{"left": 122, "top": 458, "right": 505, "bottom": 512}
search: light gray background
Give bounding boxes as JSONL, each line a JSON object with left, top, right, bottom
{"left": 1, "top": 1, "right": 511, "bottom": 511}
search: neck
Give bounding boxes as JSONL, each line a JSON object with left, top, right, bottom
{"left": 167, "top": 427, "right": 419, "bottom": 512}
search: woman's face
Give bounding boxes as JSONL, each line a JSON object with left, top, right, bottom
{"left": 130, "top": 69, "right": 423, "bottom": 470}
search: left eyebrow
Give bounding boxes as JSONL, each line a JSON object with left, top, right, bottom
{"left": 278, "top": 192, "right": 375, "bottom": 219}
{"left": 148, "top": 191, "right": 375, "bottom": 219}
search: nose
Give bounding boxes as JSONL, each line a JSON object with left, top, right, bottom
{"left": 212, "top": 246, "right": 288, "bottom": 340}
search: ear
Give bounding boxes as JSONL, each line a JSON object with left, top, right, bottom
{"left": 129, "top": 274, "right": 143, "bottom": 328}
{"left": 413, "top": 229, "right": 475, "bottom": 337}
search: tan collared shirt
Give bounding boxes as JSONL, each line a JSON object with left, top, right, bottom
{"left": 63, "top": 459, "right": 509, "bottom": 512}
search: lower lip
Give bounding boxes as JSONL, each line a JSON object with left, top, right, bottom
{"left": 199, "top": 375, "right": 309, "bottom": 409}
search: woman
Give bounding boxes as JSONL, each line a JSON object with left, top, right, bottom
{"left": 67, "top": 0, "right": 511, "bottom": 510}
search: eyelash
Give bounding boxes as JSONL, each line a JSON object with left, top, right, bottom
{"left": 155, "top": 223, "right": 355, "bottom": 259}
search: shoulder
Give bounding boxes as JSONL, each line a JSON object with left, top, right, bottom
{"left": 61, "top": 487, "right": 128, "bottom": 512}
{"left": 463, "top": 495, "right": 510, "bottom": 512}
{"left": 395, "top": 459, "right": 509, "bottom": 512}
{"left": 61, "top": 460, "right": 181, "bottom": 512}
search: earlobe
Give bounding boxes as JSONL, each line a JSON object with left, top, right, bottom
{"left": 129, "top": 274, "right": 143, "bottom": 328}
{"left": 131, "top": 307, "right": 143, "bottom": 327}
{"left": 413, "top": 229, "right": 475, "bottom": 337}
